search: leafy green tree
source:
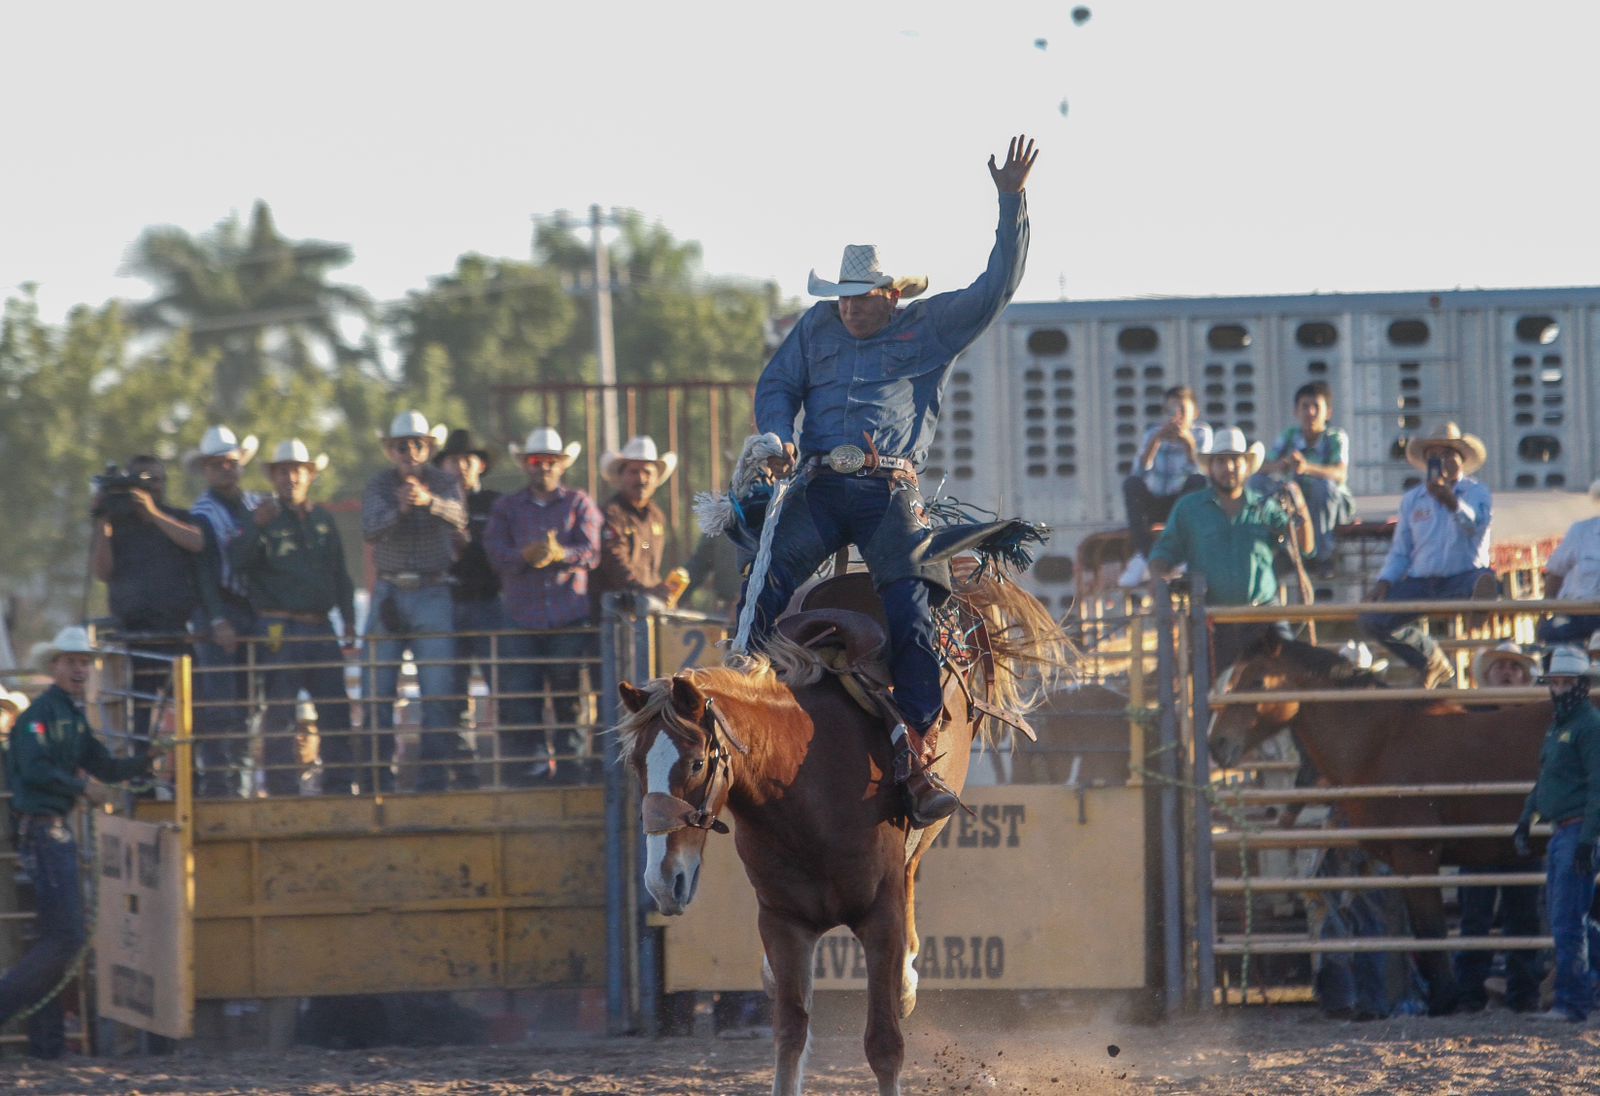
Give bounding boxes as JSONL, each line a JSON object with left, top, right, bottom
{"left": 123, "top": 201, "right": 373, "bottom": 416}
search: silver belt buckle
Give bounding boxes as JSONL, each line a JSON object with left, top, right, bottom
{"left": 825, "top": 444, "right": 867, "bottom": 474}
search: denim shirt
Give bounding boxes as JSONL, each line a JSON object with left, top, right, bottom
{"left": 754, "top": 191, "right": 1029, "bottom": 465}
{"left": 1377, "top": 477, "right": 1492, "bottom": 584}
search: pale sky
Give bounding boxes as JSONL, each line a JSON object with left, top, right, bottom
{"left": 6, "top": 0, "right": 1599, "bottom": 327}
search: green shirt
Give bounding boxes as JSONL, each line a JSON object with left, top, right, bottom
{"left": 231, "top": 504, "right": 356, "bottom": 624}
{"left": 1521, "top": 702, "right": 1600, "bottom": 845}
{"left": 1149, "top": 486, "right": 1295, "bottom": 606}
{"left": 6, "top": 685, "right": 149, "bottom": 816}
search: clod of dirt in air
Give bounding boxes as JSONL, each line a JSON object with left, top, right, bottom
{"left": 1034, "top": 37, "right": 1049, "bottom": 50}
{"left": 1071, "top": 5, "right": 1092, "bottom": 25}
{"left": 1107, "top": 1044, "right": 1121, "bottom": 1058}
{"left": 1058, "top": 98, "right": 1070, "bottom": 118}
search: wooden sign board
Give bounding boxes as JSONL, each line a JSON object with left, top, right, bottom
{"left": 94, "top": 814, "right": 193, "bottom": 1038}
{"left": 655, "top": 618, "right": 728, "bottom": 674}
{"left": 659, "top": 783, "right": 1147, "bottom": 992}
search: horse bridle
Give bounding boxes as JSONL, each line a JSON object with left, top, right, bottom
{"left": 640, "top": 695, "right": 749, "bottom": 837}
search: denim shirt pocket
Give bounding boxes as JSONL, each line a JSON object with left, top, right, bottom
{"left": 810, "top": 343, "right": 843, "bottom": 384}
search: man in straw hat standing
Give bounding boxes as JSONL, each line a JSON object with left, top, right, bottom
{"left": 1537, "top": 477, "right": 1600, "bottom": 647}
{"left": 486, "top": 428, "right": 602, "bottom": 785}
{"left": 362, "top": 411, "right": 471, "bottom": 793}
{"left": 434, "top": 429, "right": 504, "bottom": 730}
{"left": 233, "top": 440, "right": 357, "bottom": 796}
{"left": 1513, "top": 644, "right": 1600, "bottom": 1022}
{"left": 0, "top": 627, "right": 155, "bottom": 1056}
{"left": 1360, "top": 420, "right": 1497, "bottom": 688}
{"left": 593, "top": 436, "right": 680, "bottom": 613}
{"left": 1148, "top": 427, "right": 1314, "bottom": 673}
{"left": 186, "top": 425, "right": 264, "bottom": 797}
{"left": 740, "top": 135, "right": 1038, "bottom": 826}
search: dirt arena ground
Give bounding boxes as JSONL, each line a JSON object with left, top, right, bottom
{"left": 5, "top": 1003, "right": 1600, "bottom": 1095}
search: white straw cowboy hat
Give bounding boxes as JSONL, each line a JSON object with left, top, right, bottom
{"left": 383, "top": 411, "right": 449, "bottom": 451}
{"left": 601, "top": 435, "right": 678, "bottom": 484}
{"left": 0, "top": 688, "right": 29, "bottom": 716}
{"left": 29, "top": 625, "right": 97, "bottom": 674}
{"left": 265, "top": 438, "right": 329, "bottom": 472}
{"left": 509, "top": 427, "right": 582, "bottom": 467}
{"left": 183, "top": 425, "right": 259, "bottom": 474}
{"left": 1541, "top": 644, "right": 1598, "bottom": 680}
{"left": 807, "top": 244, "right": 929, "bottom": 300}
{"left": 1203, "top": 427, "right": 1266, "bottom": 476}
{"left": 1471, "top": 641, "right": 1538, "bottom": 686}
{"left": 1405, "top": 420, "right": 1487, "bottom": 476}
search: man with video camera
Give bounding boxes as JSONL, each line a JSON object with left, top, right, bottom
{"left": 89, "top": 455, "right": 218, "bottom": 755}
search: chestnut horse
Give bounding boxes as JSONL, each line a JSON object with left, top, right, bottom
{"left": 615, "top": 578, "right": 1067, "bottom": 1096}
{"left": 1208, "top": 633, "right": 1551, "bottom": 1015}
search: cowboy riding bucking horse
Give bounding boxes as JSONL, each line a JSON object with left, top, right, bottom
{"left": 720, "top": 134, "right": 1041, "bottom": 827}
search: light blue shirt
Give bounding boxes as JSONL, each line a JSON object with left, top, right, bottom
{"left": 754, "top": 191, "right": 1029, "bottom": 465}
{"left": 1377, "top": 477, "right": 1493, "bottom": 583}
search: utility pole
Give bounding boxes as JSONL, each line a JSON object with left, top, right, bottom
{"left": 591, "top": 204, "right": 620, "bottom": 456}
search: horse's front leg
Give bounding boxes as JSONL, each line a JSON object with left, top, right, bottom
{"left": 901, "top": 822, "right": 946, "bottom": 1018}
{"left": 1392, "top": 849, "right": 1459, "bottom": 1015}
{"left": 759, "top": 907, "right": 820, "bottom": 1096}
{"left": 855, "top": 883, "right": 910, "bottom": 1096}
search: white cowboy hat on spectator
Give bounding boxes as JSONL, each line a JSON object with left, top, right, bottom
{"left": 183, "top": 425, "right": 259, "bottom": 474}
{"left": 1541, "top": 644, "right": 1597, "bottom": 680}
{"left": 383, "top": 411, "right": 449, "bottom": 451}
{"left": 1471, "top": 641, "right": 1538, "bottom": 687}
{"left": 266, "top": 439, "right": 329, "bottom": 472}
{"left": 509, "top": 427, "right": 581, "bottom": 467}
{"left": 1405, "top": 420, "right": 1487, "bottom": 475}
{"left": 28, "top": 625, "right": 97, "bottom": 674}
{"left": 1338, "top": 640, "right": 1389, "bottom": 676}
{"left": 1202, "top": 427, "right": 1265, "bottom": 476}
{"left": 0, "top": 688, "right": 29, "bottom": 715}
{"left": 807, "top": 244, "right": 929, "bottom": 300}
{"left": 601, "top": 435, "right": 678, "bottom": 484}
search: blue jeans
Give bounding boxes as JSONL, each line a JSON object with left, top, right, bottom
{"left": 498, "top": 628, "right": 593, "bottom": 785}
{"left": 452, "top": 597, "right": 506, "bottom": 724}
{"left": 1538, "top": 614, "right": 1600, "bottom": 646}
{"left": 0, "top": 818, "right": 85, "bottom": 1056}
{"left": 1453, "top": 869, "right": 1542, "bottom": 1011}
{"left": 744, "top": 474, "right": 943, "bottom": 731}
{"left": 1359, "top": 570, "right": 1497, "bottom": 673}
{"left": 259, "top": 618, "right": 352, "bottom": 796}
{"left": 1546, "top": 823, "right": 1596, "bottom": 1019}
{"left": 192, "top": 602, "right": 258, "bottom": 797}
{"left": 1248, "top": 472, "right": 1354, "bottom": 563}
{"left": 364, "top": 581, "right": 470, "bottom": 793}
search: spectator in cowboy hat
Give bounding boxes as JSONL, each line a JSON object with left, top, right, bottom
{"left": 232, "top": 440, "right": 357, "bottom": 796}
{"left": 1452, "top": 640, "right": 1545, "bottom": 1013}
{"left": 1514, "top": 644, "right": 1600, "bottom": 1022}
{"left": 185, "top": 424, "right": 265, "bottom": 797}
{"left": 1148, "top": 427, "right": 1314, "bottom": 673}
{"left": 485, "top": 427, "right": 603, "bottom": 785}
{"left": 1537, "top": 477, "right": 1600, "bottom": 646}
{"left": 1360, "top": 420, "right": 1497, "bottom": 689}
{"left": 433, "top": 429, "right": 504, "bottom": 735}
{"left": 0, "top": 626, "right": 155, "bottom": 1057}
{"left": 0, "top": 687, "right": 28, "bottom": 749}
{"left": 591, "top": 435, "right": 679, "bottom": 613}
{"left": 361, "top": 411, "right": 471, "bottom": 793}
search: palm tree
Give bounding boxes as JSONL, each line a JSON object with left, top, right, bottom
{"left": 123, "top": 201, "right": 373, "bottom": 414}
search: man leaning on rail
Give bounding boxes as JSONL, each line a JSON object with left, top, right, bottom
{"left": 0, "top": 627, "right": 156, "bottom": 1057}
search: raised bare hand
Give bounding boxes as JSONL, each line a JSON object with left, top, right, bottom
{"left": 988, "top": 134, "right": 1040, "bottom": 193}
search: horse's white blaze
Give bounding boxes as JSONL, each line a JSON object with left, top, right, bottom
{"left": 643, "top": 732, "right": 683, "bottom": 908}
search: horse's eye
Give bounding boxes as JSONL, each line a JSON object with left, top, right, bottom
{"left": 690, "top": 759, "right": 705, "bottom": 774}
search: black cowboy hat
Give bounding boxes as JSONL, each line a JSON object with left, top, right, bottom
{"left": 434, "top": 428, "right": 493, "bottom": 473}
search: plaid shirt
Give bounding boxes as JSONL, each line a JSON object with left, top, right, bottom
{"left": 361, "top": 465, "right": 467, "bottom": 576}
{"left": 1266, "top": 425, "right": 1349, "bottom": 471}
{"left": 484, "top": 486, "right": 603, "bottom": 629}
{"left": 1137, "top": 421, "right": 1212, "bottom": 496}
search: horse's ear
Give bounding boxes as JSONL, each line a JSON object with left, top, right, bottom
{"left": 618, "top": 681, "right": 651, "bottom": 713}
{"left": 669, "top": 675, "right": 708, "bottom": 719}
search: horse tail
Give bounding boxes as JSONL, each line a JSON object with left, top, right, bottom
{"left": 954, "top": 576, "right": 1076, "bottom": 717}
